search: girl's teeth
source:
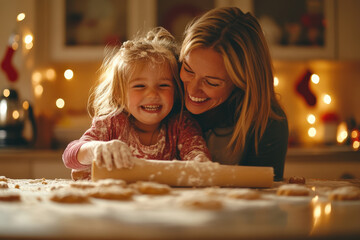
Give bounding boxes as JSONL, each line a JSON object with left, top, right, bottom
{"left": 143, "top": 105, "right": 161, "bottom": 111}
{"left": 189, "top": 95, "right": 207, "bottom": 102}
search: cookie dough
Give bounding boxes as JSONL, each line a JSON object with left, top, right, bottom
{"left": 277, "top": 184, "right": 311, "bottom": 196}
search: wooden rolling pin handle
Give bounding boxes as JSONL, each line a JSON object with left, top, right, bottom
{"left": 92, "top": 158, "right": 274, "bottom": 188}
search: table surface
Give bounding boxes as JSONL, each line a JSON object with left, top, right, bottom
{"left": 0, "top": 178, "right": 360, "bottom": 240}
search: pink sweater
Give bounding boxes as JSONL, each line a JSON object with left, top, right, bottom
{"left": 62, "top": 111, "right": 210, "bottom": 173}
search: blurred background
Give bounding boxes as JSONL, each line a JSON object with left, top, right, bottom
{"left": 0, "top": 0, "right": 359, "bottom": 179}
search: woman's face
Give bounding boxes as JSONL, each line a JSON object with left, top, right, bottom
{"left": 180, "top": 47, "right": 235, "bottom": 115}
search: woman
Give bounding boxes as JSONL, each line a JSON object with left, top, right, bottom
{"left": 179, "top": 7, "right": 289, "bottom": 181}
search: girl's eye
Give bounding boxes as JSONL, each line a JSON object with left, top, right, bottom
{"left": 132, "top": 84, "right": 145, "bottom": 88}
{"left": 160, "top": 84, "right": 170, "bottom": 87}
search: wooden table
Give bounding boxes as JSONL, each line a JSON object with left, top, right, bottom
{"left": 0, "top": 178, "right": 360, "bottom": 240}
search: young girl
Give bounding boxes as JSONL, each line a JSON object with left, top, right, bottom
{"left": 62, "top": 27, "right": 211, "bottom": 180}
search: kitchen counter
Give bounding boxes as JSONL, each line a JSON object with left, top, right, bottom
{"left": 0, "top": 178, "right": 360, "bottom": 240}
{"left": 2, "top": 146, "right": 360, "bottom": 180}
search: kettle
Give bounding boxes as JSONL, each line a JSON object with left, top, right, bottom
{"left": 0, "top": 88, "right": 36, "bottom": 147}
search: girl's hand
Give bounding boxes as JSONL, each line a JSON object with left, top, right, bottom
{"left": 93, "top": 140, "right": 134, "bottom": 171}
{"left": 193, "top": 154, "right": 211, "bottom": 163}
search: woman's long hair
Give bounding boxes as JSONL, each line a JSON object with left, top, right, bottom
{"left": 180, "top": 7, "right": 285, "bottom": 155}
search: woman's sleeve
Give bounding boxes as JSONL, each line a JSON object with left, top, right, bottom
{"left": 242, "top": 117, "right": 289, "bottom": 181}
{"left": 177, "top": 113, "right": 211, "bottom": 161}
{"left": 62, "top": 116, "right": 113, "bottom": 171}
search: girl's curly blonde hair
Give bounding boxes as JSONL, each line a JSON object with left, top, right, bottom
{"left": 88, "top": 27, "right": 183, "bottom": 118}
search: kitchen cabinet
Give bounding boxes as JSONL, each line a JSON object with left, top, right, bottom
{"left": 49, "top": 0, "right": 360, "bottom": 61}
{"left": 285, "top": 146, "right": 360, "bottom": 179}
{"left": 337, "top": 0, "right": 360, "bottom": 60}
{"left": 0, "top": 149, "right": 70, "bottom": 179}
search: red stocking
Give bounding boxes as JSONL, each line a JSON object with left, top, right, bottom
{"left": 295, "top": 69, "right": 317, "bottom": 106}
{"left": 1, "top": 46, "right": 18, "bottom": 82}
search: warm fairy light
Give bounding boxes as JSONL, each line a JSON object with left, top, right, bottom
{"left": 17, "top": 13, "right": 26, "bottom": 22}
{"left": 351, "top": 130, "right": 359, "bottom": 139}
{"left": 64, "top": 69, "right": 74, "bottom": 80}
{"left": 22, "top": 101, "right": 29, "bottom": 110}
{"left": 311, "top": 195, "right": 319, "bottom": 204}
{"left": 3, "top": 89, "right": 10, "bottom": 98}
{"left": 337, "top": 122, "right": 348, "bottom": 143}
{"left": 313, "top": 205, "right": 321, "bottom": 218}
{"left": 274, "top": 76, "right": 279, "bottom": 87}
{"left": 308, "top": 127, "right": 317, "bottom": 138}
{"left": 45, "top": 68, "right": 56, "bottom": 81}
{"left": 25, "top": 42, "right": 33, "bottom": 50}
{"left": 34, "top": 85, "right": 43, "bottom": 97}
{"left": 24, "top": 34, "right": 33, "bottom": 44}
{"left": 323, "top": 94, "right": 332, "bottom": 104}
{"left": 12, "top": 110, "right": 20, "bottom": 120}
{"left": 307, "top": 114, "right": 316, "bottom": 124}
{"left": 32, "top": 71, "right": 42, "bottom": 85}
{"left": 24, "top": 34, "right": 34, "bottom": 50}
{"left": 311, "top": 74, "right": 320, "bottom": 84}
{"left": 353, "top": 141, "right": 360, "bottom": 150}
{"left": 324, "top": 203, "right": 331, "bottom": 215}
{"left": 11, "top": 42, "right": 19, "bottom": 50}
{"left": 56, "top": 98, "right": 65, "bottom": 109}
{"left": 337, "top": 131, "right": 348, "bottom": 143}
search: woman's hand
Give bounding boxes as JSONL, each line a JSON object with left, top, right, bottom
{"left": 92, "top": 140, "right": 134, "bottom": 171}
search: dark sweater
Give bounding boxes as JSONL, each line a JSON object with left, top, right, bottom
{"left": 192, "top": 101, "right": 289, "bottom": 181}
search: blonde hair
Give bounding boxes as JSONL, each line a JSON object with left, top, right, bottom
{"left": 180, "top": 7, "right": 285, "bottom": 155}
{"left": 89, "top": 27, "right": 183, "bottom": 118}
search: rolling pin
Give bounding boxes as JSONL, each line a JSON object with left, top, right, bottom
{"left": 92, "top": 158, "right": 274, "bottom": 188}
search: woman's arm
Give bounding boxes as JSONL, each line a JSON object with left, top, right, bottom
{"left": 241, "top": 117, "right": 289, "bottom": 181}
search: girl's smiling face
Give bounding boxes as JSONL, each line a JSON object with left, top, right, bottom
{"left": 127, "top": 62, "right": 174, "bottom": 131}
{"left": 180, "top": 47, "right": 235, "bottom": 114}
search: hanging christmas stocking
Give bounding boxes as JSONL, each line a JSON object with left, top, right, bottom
{"left": 1, "top": 46, "right": 18, "bottom": 82}
{"left": 295, "top": 69, "right": 317, "bottom": 106}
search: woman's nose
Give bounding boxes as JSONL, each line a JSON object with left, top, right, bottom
{"left": 187, "top": 77, "right": 201, "bottom": 94}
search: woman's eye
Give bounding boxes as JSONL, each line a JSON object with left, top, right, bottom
{"left": 159, "top": 84, "right": 171, "bottom": 87}
{"left": 184, "top": 66, "right": 194, "bottom": 74}
{"left": 205, "top": 79, "right": 220, "bottom": 87}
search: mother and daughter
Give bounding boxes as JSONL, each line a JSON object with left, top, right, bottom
{"left": 63, "top": 7, "right": 289, "bottom": 182}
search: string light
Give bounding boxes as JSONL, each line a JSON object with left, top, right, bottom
{"left": 351, "top": 130, "right": 359, "bottom": 139}
{"left": 34, "top": 85, "right": 43, "bottom": 97}
{"left": 3, "top": 89, "right": 10, "bottom": 98}
{"left": 22, "top": 101, "right": 29, "bottom": 110}
{"left": 311, "top": 74, "right": 320, "bottom": 84}
{"left": 17, "top": 13, "right": 26, "bottom": 22}
{"left": 64, "top": 69, "right": 74, "bottom": 80}
{"left": 45, "top": 68, "right": 56, "bottom": 81}
{"left": 308, "top": 127, "right": 317, "bottom": 138}
{"left": 24, "top": 34, "right": 33, "bottom": 50}
{"left": 307, "top": 114, "right": 316, "bottom": 124}
{"left": 32, "top": 71, "right": 42, "bottom": 85}
{"left": 274, "top": 76, "right": 279, "bottom": 87}
{"left": 337, "top": 122, "right": 348, "bottom": 143}
{"left": 12, "top": 110, "right": 20, "bottom": 120}
{"left": 323, "top": 94, "right": 332, "bottom": 104}
{"left": 353, "top": 141, "right": 360, "bottom": 150}
{"left": 56, "top": 98, "right": 65, "bottom": 109}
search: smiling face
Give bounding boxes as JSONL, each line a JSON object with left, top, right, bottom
{"left": 127, "top": 62, "right": 174, "bottom": 131}
{"left": 180, "top": 47, "right": 235, "bottom": 115}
